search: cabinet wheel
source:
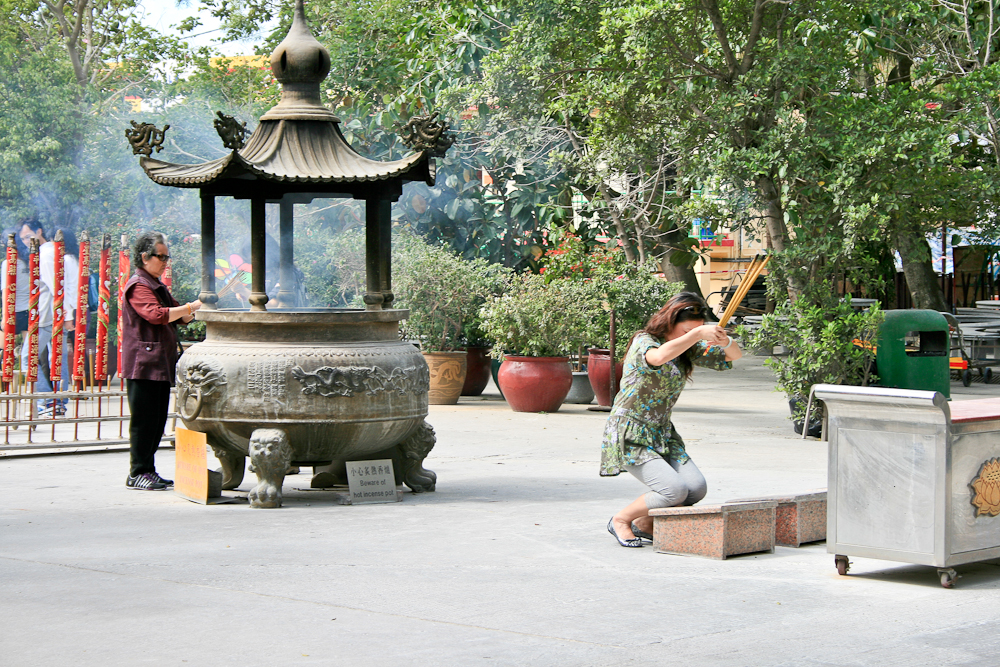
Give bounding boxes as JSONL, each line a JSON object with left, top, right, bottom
{"left": 835, "top": 555, "right": 850, "bottom": 576}
{"left": 938, "top": 568, "right": 958, "bottom": 588}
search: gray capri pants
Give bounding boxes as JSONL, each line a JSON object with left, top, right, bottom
{"left": 623, "top": 456, "right": 708, "bottom": 510}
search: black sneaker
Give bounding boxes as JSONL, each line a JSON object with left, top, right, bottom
{"left": 126, "top": 473, "right": 167, "bottom": 490}
{"left": 151, "top": 472, "right": 174, "bottom": 487}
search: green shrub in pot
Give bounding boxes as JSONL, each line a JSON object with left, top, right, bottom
{"left": 479, "top": 273, "right": 600, "bottom": 358}
{"left": 739, "top": 293, "right": 883, "bottom": 425}
{"left": 394, "top": 234, "right": 509, "bottom": 352}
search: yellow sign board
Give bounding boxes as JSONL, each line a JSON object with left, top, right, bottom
{"left": 174, "top": 428, "right": 210, "bottom": 503}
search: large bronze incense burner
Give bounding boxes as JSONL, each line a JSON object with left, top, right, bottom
{"left": 127, "top": 0, "right": 452, "bottom": 507}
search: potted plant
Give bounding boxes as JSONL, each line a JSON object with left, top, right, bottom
{"left": 740, "top": 293, "right": 883, "bottom": 435}
{"left": 460, "top": 262, "right": 511, "bottom": 396}
{"left": 394, "top": 235, "right": 500, "bottom": 404}
{"left": 479, "top": 273, "right": 599, "bottom": 412}
{"left": 541, "top": 238, "right": 682, "bottom": 406}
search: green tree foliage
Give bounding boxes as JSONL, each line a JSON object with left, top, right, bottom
{"left": 479, "top": 0, "right": 998, "bottom": 308}
{"left": 2, "top": 0, "right": 997, "bottom": 318}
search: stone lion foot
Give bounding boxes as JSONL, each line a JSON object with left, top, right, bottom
{"left": 399, "top": 421, "right": 437, "bottom": 493}
{"left": 210, "top": 446, "right": 246, "bottom": 490}
{"left": 248, "top": 428, "right": 292, "bottom": 508}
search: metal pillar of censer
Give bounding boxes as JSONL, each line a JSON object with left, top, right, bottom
{"left": 125, "top": 0, "right": 454, "bottom": 507}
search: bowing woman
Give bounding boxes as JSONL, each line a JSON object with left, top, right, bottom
{"left": 600, "top": 292, "right": 742, "bottom": 548}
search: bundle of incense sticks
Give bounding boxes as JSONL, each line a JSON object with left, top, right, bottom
{"left": 72, "top": 232, "right": 90, "bottom": 388}
{"left": 51, "top": 230, "right": 65, "bottom": 386}
{"left": 2, "top": 233, "right": 18, "bottom": 386}
{"left": 718, "top": 254, "right": 770, "bottom": 328}
{"left": 117, "top": 234, "right": 128, "bottom": 382}
{"left": 216, "top": 270, "right": 248, "bottom": 299}
{"left": 26, "top": 238, "right": 40, "bottom": 384}
{"left": 95, "top": 234, "right": 110, "bottom": 382}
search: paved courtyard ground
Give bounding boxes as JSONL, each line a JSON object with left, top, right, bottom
{"left": 2, "top": 356, "right": 999, "bottom": 666}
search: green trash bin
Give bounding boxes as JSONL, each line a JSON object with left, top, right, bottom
{"left": 876, "top": 310, "right": 951, "bottom": 398}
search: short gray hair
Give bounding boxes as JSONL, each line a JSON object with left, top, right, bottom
{"left": 132, "top": 231, "right": 168, "bottom": 269}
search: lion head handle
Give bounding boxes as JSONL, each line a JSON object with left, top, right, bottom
{"left": 177, "top": 358, "right": 227, "bottom": 422}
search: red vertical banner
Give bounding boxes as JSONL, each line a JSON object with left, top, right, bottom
{"left": 95, "top": 234, "right": 110, "bottom": 382}
{"left": 117, "top": 234, "right": 129, "bottom": 380}
{"left": 162, "top": 260, "right": 172, "bottom": 290}
{"left": 73, "top": 231, "right": 90, "bottom": 388}
{"left": 2, "top": 234, "right": 17, "bottom": 384}
{"left": 26, "top": 238, "right": 40, "bottom": 383}
{"left": 50, "top": 231, "right": 65, "bottom": 387}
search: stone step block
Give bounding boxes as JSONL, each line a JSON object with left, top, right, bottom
{"left": 728, "top": 490, "right": 827, "bottom": 547}
{"left": 649, "top": 501, "right": 777, "bottom": 559}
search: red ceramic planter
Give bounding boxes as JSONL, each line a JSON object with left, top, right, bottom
{"left": 461, "top": 346, "right": 492, "bottom": 396}
{"left": 497, "top": 356, "right": 573, "bottom": 413}
{"left": 587, "top": 348, "right": 624, "bottom": 407}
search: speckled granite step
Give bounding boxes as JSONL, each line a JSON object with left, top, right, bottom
{"left": 727, "top": 491, "right": 827, "bottom": 547}
{"left": 649, "top": 501, "right": 777, "bottom": 559}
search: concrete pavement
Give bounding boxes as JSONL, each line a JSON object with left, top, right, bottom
{"left": 2, "top": 356, "right": 999, "bottom": 666}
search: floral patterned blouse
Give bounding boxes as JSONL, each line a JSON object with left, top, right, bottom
{"left": 599, "top": 332, "right": 732, "bottom": 476}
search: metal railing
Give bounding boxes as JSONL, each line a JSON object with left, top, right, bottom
{"left": 0, "top": 373, "right": 176, "bottom": 455}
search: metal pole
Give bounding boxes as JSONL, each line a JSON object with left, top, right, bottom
{"left": 942, "top": 221, "right": 947, "bottom": 300}
{"left": 276, "top": 199, "right": 295, "bottom": 307}
{"left": 609, "top": 308, "right": 617, "bottom": 399}
{"left": 199, "top": 194, "right": 218, "bottom": 309}
{"left": 378, "top": 199, "right": 393, "bottom": 306}
{"left": 363, "top": 198, "right": 384, "bottom": 311}
{"left": 248, "top": 197, "right": 268, "bottom": 312}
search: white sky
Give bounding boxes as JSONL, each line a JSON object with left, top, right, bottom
{"left": 140, "top": 1, "right": 279, "bottom": 56}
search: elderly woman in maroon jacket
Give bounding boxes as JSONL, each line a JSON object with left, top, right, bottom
{"left": 121, "top": 232, "right": 202, "bottom": 490}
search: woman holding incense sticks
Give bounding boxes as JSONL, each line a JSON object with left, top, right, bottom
{"left": 601, "top": 291, "right": 742, "bottom": 548}
{"left": 121, "top": 232, "right": 201, "bottom": 491}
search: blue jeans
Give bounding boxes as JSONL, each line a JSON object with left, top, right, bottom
{"left": 21, "top": 326, "right": 70, "bottom": 408}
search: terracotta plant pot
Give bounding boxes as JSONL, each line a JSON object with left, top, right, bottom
{"left": 587, "top": 348, "right": 624, "bottom": 407}
{"left": 461, "top": 346, "right": 492, "bottom": 396}
{"left": 424, "top": 351, "right": 467, "bottom": 405}
{"left": 497, "top": 356, "right": 573, "bottom": 413}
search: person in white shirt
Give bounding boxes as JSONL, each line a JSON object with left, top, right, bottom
{"left": 39, "top": 228, "right": 80, "bottom": 412}
{"left": 1, "top": 226, "right": 31, "bottom": 336}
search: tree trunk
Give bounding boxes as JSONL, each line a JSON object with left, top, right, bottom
{"left": 754, "top": 174, "right": 790, "bottom": 253}
{"left": 755, "top": 174, "right": 805, "bottom": 299}
{"left": 893, "top": 225, "right": 948, "bottom": 311}
{"left": 657, "top": 226, "right": 702, "bottom": 295}
{"left": 660, "top": 254, "right": 702, "bottom": 295}
{"left": 597, "top": 181, "right": 636, "bottom": 263}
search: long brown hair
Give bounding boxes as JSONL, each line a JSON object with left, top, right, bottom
{"left": 628, "top": 291, "right": 710, "bottom": 379}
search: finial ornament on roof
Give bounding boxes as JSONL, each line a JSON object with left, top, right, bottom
{"left": 270, "top": 0, "right": 331, "bottom": 84}
{"left": 125, "top": 121, "right": 170, "bottom": 156}
{"left": 260, "top": 0, "right": 337, "bottom": 121}
{"left": 214, "top": 112, "right": 248, "bottom": 151}
{"left": 398, "top": 113, "right": 456, "bottom": 158}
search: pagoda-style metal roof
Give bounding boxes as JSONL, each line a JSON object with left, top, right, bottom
{"left": 138, "top": 121, "right": 434, "bottom": 187}
{"left": 127, "top": 0, "right": 450, "bottom": 199}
